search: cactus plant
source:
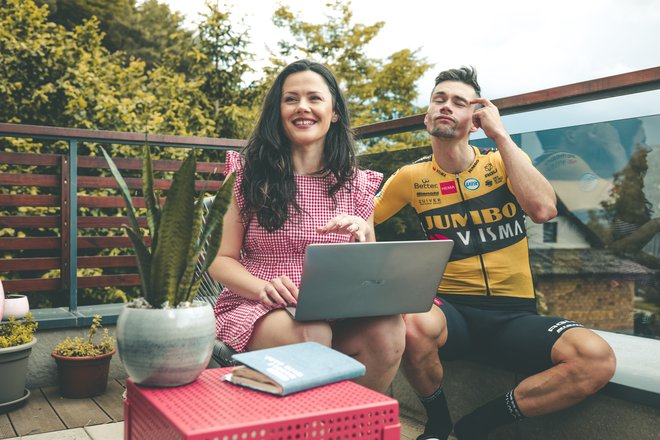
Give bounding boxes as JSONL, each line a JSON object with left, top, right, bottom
{"left": 100, "top": 146, "right": 234, "bottom": 308}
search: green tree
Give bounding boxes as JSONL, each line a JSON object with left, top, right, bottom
{"left": 271, "top": 0, "right": 432, "bottom": 151}
{"left": 191, "top": 2, "right": 259, "bottom": 140}
{"left": 35, "top": 0, "right": 196, "bottom": 71}
{"left": 0, "top": 0, "right": 215, "bottom": 143}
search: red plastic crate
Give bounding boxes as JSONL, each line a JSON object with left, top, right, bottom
{"left": 124, "top": 367, "right": 400, "bottom": 440}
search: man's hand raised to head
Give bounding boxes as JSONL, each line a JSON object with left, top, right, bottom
{"left": 470, "top": 97, "right": 509, "bottom": 143}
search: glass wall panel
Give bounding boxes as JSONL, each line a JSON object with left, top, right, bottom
{"left": 362, "top": 114, "right": 660, "bottom": 339}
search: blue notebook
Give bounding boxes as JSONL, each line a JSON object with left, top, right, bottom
{"left": 225, "top": 342, "right": 366, "bottom": 396}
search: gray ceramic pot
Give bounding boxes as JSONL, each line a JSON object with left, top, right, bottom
{"left": 0, "top": 337, "right": 36, "bottom": 413}
{"left": 116, "top": 302, "right": 215, "bottom": 387}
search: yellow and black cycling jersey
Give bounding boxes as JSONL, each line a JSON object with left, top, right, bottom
{"left": 375, "top": 146, "right": 535, "bottom": 303}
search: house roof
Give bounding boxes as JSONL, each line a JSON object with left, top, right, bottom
{"left": 530, "top": 248, "right": 656, "bottom": 278}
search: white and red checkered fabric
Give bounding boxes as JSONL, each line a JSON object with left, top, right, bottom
{"left": 214, "top": 150, "right": 382, "bottom": 351}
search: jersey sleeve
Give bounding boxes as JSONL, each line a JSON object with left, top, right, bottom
{"left": 374, "top": 166, "right": 412, "bottom": 225}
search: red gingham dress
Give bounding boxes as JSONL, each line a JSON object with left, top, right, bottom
{"left": 214, "top": 150, "right": 383, "bottom": 352}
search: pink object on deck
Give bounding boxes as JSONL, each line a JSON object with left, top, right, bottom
{"left": 124, "top": 367, "right": 400, "bottom": 440}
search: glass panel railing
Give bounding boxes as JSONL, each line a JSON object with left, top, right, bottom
{"left": 361, "top": 113, "right": 660, "bottom": 340}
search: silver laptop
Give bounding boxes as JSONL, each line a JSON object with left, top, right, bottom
{"left": 286, "top": 240, "right": 454, "bottom": 321}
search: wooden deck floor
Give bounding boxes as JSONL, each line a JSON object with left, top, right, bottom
{"left": 1, "top": 380, "right": 427, "bottom": 439}
{"left": 0, "top": 380, "right": 126, "bottom": 439}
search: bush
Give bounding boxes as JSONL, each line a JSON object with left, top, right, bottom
{"left": 52, "top": 315, "right": 114, "bottom": 357}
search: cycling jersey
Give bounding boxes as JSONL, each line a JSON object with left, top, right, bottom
{"left": 375, "top": 146, "right": 535, "bottom": 304}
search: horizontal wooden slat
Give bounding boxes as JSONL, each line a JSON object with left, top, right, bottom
{"left": 0, "top": 173, "right": 58, "bottom": 187}
{"left": 0, "top": 194, "right": 59, "bottom": 207}
{"left": 78, "top": 274, "right": 140, "bottom": 288}
{"left": 79, "top": 195, "right": 147, "bottom": 209}
{"left": 0, "top": 216, "right": 59, "bottom": 228}
{"left": 0, "top": 237, "right": 59, "bottom": 250}
{"left": 79, "top": 255, "right": 137, "bottom": 268}
{"left": 78, "top": 216, "right": 148, "bottom": 228}
{"left": 79, "top": 236, "right": 149, "bottom": 249}
{"left": 0, "top": 257, "right": 59, "bottom": 271}
{"left": 0, "top": 151, "right": 60, "bottom": 166}
{"left": 0, "top": 255, "right": 137, "bottom": 271}
{"left": 0, "top": 236, "right": 149, "bottom": 250}
{"left": 78, "top": 176, "right": 222, "bottom": 191}
{"left": 0, "top": 123, "right": 246, "bottom": 150}
{"left": 78, "top": 156, "right": 226, "bottom": 174}
{"left": 2, "top": 278, "right": 59, "bottom": 293}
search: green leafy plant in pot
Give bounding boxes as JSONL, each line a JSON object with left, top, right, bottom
{"left": 0, "top": 313, "right": 37, "bottom": 413}
{"left": 101, "top": 145, "right": 234, "bottom": 387}
{"left": 51, "top": 315, "right": 116, "bottom": 398}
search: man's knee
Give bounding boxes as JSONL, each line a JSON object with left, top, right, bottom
{"left": 403, "top": 309, "right": 447, "bottom": 361}
{"left": 556, "top": 329, "right": 616, "bottom": 395}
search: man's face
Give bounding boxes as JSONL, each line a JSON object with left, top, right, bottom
{"left": 424, "top": 81, "right": 478, "bottom": 139}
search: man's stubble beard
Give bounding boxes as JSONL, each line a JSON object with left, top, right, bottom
{"left": 430, "top": 126, "right": 456, "bottom": 138}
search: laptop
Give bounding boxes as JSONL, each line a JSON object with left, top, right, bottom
{"left": 286, "top": 240, "right": 454, "bottom": 321}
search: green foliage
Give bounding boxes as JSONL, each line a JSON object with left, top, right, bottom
{"left": 101, "top": 145, "right": 235, "bottom": 308}
{"left": 0, "top": 313, "right": 38, "bottom": 348}
{"left": 52, "top": 314, "right": 114, "bottom": 357}
{"left": 271, "top": 0, "right": 433, "bottom": 151}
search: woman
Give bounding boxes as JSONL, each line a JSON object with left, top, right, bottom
{"left": 208, "top": 59, "right": 405, "bottom": 393}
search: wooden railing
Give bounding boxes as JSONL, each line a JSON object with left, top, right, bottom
{"left": 1, "top": 66, "right": 659, "bottom": 326}
{"left": 0, "top": 127, "right": 243, "bottom": 326}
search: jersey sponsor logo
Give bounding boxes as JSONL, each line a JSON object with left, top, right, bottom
{"left": 419, "top": 197, "right": 443, "bottom": 205}
{"left": 440, "top": 181, "right": 457, "bottom": 194}
{"left": 466, "top": 159, "right": 480, "bottom": 173}
{"left": 485, "top": 180, "right": 493, "bottom": 187}
{"left": 418, "top": 186, "right": 527, "bottom": 260}
{"left": 414, "top": 181, "right": 438, "bottom": 189}
{"left": 547, "top": 320, "right": 583, "bottom": 334}
{"left": 493, "top": 176, "right": 503, "bottom": 184}
{"left": 416, "top": 191, "right": 440, "bottom": 197}
{"left": 424, "top": 202, "right": 518, "bottom": 230}
{"left": 484, "top": 169, "right": 498, "bottom": 178}
{"left": 464, "top": 178, "right": 480, "bottom": 190}
{"left": 432, "top": 165, "right": 447, "bottom": 177}
{"left": 485, "top": 163, "right": 493, "bottom": 171}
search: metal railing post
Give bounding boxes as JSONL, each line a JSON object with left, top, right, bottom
{"left": 68, "top": 140, "right": 78, "bottom": 313}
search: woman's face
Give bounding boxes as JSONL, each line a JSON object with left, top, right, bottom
{"left": 280, "top": 70, "right": 336, "bottom": 151}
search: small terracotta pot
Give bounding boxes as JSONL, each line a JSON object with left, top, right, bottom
{"left": 51, "top": 350, "right": 116, "bottom": 398}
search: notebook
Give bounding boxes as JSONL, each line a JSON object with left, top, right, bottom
{"left": 286, "top": 240, "right": 454, "bottom": 321}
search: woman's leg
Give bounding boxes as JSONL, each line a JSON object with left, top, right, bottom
{"left": 247, "top": 309, "right": 332, "bottom": 350}
{"left": 332, "top": 314, "right": 406, "bottom": 393}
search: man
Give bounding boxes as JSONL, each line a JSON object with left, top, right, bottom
{"left": 374, "top": 67, "right": 616, "bottom": 440}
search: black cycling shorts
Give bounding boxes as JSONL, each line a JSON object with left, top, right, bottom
{"left": 435, "top": 296, "right": 583, "bottom": 374}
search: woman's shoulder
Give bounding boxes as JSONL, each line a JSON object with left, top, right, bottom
{"left": 224, "top": 150, "right": 245, "bottom": 176}
{"left": 353, "top": 168, "right": 383, "bottom": 195}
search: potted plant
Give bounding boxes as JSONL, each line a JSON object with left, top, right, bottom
{"left": 101, "top": 145, "right": 234, "bottom": 387}
{"left": 0, "top": 313, "right": 37, "bottom": 413}
{"left": 51, "top": 314, "right": 116, "bottom": 398}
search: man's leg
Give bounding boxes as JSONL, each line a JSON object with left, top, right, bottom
{"left": 402, "top": 300, "right": 468, "bottom": 440}
{"left": 454, "top": 322, "right": 616, "bottom": 439}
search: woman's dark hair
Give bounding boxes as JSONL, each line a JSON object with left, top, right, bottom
{"left": 239, "top": 59, "right": 357, "bottom": 232}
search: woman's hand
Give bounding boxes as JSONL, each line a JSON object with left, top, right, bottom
{"left": 317, "top": 214, "right": 373, "bottom": 242}
{"left": 255, "top": 275, "right": 299, "bottom": 307}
